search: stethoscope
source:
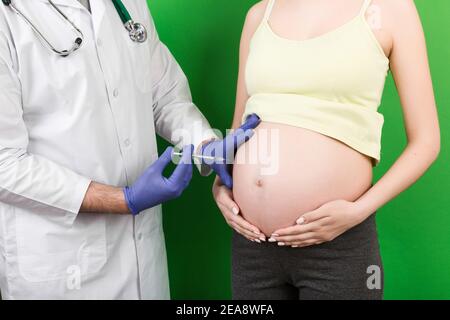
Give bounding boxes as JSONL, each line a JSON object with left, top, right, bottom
{"left": 2, "top": 0, "right": 148, "bottom": 57}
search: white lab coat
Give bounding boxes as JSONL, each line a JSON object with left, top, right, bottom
{"left": 0, "top": 0, "right": 216, "bottom": 299}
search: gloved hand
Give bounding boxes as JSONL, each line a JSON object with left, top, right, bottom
{"left": 124, "top": 145, "right": 194, "bottom": 215}
{"left": 202, "top": 113, "right": 261, "bottom": 189}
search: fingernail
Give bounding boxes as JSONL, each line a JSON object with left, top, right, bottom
{"left": 259, "top": 236, "right": 266, "bottom": 242}
{"left": 232, "top": 207, "right": 239, "bottom": 215}
{"left": 278, "top": 242, "right": 285, "bottom": 246}
{"left": 254, "top": 239, "right": 261, "bottom": 243}
{"left": 268, "top": 237, "right": 276, "bottom": 242}
{"left": 292, "top": 245, "right": 298, "bottom": 248}
{"left": 296, "top": 217, "right": 305, "bottom": 225}
{"left": 271, "top": 233, "right": 279, "bottom": 237}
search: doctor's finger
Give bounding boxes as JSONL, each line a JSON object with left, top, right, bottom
{"left": 169, "top": 146, "right": 194, "bottom": 184}
{"left": 177, "top": 144, "right": 194, "bottom": 164}
{"left": 152, "top": 146, "right": 174, "bottom": 172}
{"left": 232, "top": 129, "right": 255, "bottom": 149}
{"left": 239, "top": 113, "right": 261, "bottom": 131}
{"left": 170, "top": 161, "right": 193, "bottom": 185}
{"left": 217, "top": 169, "right": 233, "bottom": 189}
{"left": 182, "top": 164, "right": 193, "bottom": 187}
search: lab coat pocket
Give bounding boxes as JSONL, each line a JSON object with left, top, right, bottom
{"left": 15, "top": 209, "right": 107, "bottom": 283}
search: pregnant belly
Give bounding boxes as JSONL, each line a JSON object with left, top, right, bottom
{"left": 232, "top": 122, "right": 373, "bottom": 236}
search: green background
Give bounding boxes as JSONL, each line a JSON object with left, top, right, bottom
{"left": 148, "top": 0, "right": 450, "bottom": 299}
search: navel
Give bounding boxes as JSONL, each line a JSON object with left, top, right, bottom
{"left": 256, "top": 179, "right": 264, "bottom": 187}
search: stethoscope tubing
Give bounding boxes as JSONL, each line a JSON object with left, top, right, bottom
{"left": 2, "top": 0, "right": 147, "bottom": 57}
{"left": 3, "top": 0, "right": 84, "bottom": 56}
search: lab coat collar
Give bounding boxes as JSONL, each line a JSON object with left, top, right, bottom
{"left": 35, "top": 0, "right": 107, "bottom": 39}
{"left": 36, "top": 0, "right": 85, "bottom": 10}
{"left": 89, "top": 0, "right": 106, "bottom": 40}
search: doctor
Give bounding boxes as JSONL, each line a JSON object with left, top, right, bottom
{"left": 0, "top": 0, "right": 259, "bottom": 299}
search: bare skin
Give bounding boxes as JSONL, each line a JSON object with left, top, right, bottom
{"left": 233, "top": 123, "right": 373, "bottom": 237}
{"left": 213, "top": 0, "right": 440, "bottom": 245}
{"left": 80, "top": 182, "right": 130, "bottom": 214}
{"left": 79, "top": 142, "right": 211, "bottom": 215}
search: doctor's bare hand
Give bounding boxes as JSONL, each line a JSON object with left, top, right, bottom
{"left": 124, "top": 145, "right": 194, "bottom": 215}
{"left": 212, "top": 177, "right": 265, "bottom": 243}
{"left": 270, "top": 199, "right": 368, "bottom": 247}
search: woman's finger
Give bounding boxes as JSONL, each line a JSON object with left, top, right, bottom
{"left": 216, "top": 188, "right": 240, "bottom": 216}
{"left": 231, "top": 226, "right": 253, "bottom": 242}
{"left": 213, "top": 182, "right": 264, "bottom": 240}
{"left": 230, "top": 222, "right": 255, "bottom": 241}
{"left": 272, "top": 221, "right": 323, "bottom": 237}
{"left": 230, "top": 214, "right": 263, "bottom": 238}
{"left": 296, "top": 208, "right": 330, "bottom": 225}
{"left": 229, "top": 223, "right": 249, "bottom": 240}
{"left": 230, "top": 219, "right": 264, "bottom": 241}
{"left": 273, "top": 232, "right": 316, "bottom": 244}
{"left": 218, "top": 203, "right": 237, "bottom": 221}
{"left": 230, "top": 222, "right": 261, "bottom": 242}
{"left": 218, "top": 204, "right": 262, "bottom": 240}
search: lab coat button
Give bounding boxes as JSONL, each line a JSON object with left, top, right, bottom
{"left": 113, "top": 88, "right": 119, "bottom": 97}
{"left": 97, "top": 39, "right": 102, "bottom": 47}
{"left": 124, "top": 139, "right": 131, "bottom": 147}
{"left": 137, "top": 233, "right": 143, "bottom": 241}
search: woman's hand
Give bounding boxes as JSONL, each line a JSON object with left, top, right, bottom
{"left": 270, "top": 199, "right": 368, "bottom": 248}
{"left": 213, "top": 177, "right": 266, "bottom": 243}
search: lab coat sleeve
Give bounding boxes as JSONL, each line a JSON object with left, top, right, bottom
{"left": 146, "top": 10, "right": 219, "bottom": 175}
{"left": 0, "top": 30, "right": 91, "bottom": 226}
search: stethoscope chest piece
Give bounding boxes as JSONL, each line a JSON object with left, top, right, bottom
{"left": 125, "top": 21, "right": 148, "bottom": 43}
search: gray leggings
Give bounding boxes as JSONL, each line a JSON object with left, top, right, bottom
{"left": 232, "top": 214, "right": 383, "bottom": 300}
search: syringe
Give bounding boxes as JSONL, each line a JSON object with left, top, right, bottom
{"left": 172, "top": 152, "right": 226, "bottom": 163}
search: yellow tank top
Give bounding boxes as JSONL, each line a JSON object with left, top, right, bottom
{"left": 243, "top": 0, "right": 390, "bottom": 165}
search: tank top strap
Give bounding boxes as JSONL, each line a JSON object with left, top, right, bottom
{"left": 263, "top": 0, "right": 276, "bottom": 21}
{"left": 359, "top": 0, "right": 373, "bottom": 16}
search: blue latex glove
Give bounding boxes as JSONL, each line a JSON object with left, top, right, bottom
{"left": 124, "top": 145, "right": 194, "bottom": 215}
{"left": 202, "top": 113, "right": 261, "bottom": 189}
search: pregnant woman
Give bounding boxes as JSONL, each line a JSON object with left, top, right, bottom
{"left": 212, "top": 0, "right": 440, "bottom": 299}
